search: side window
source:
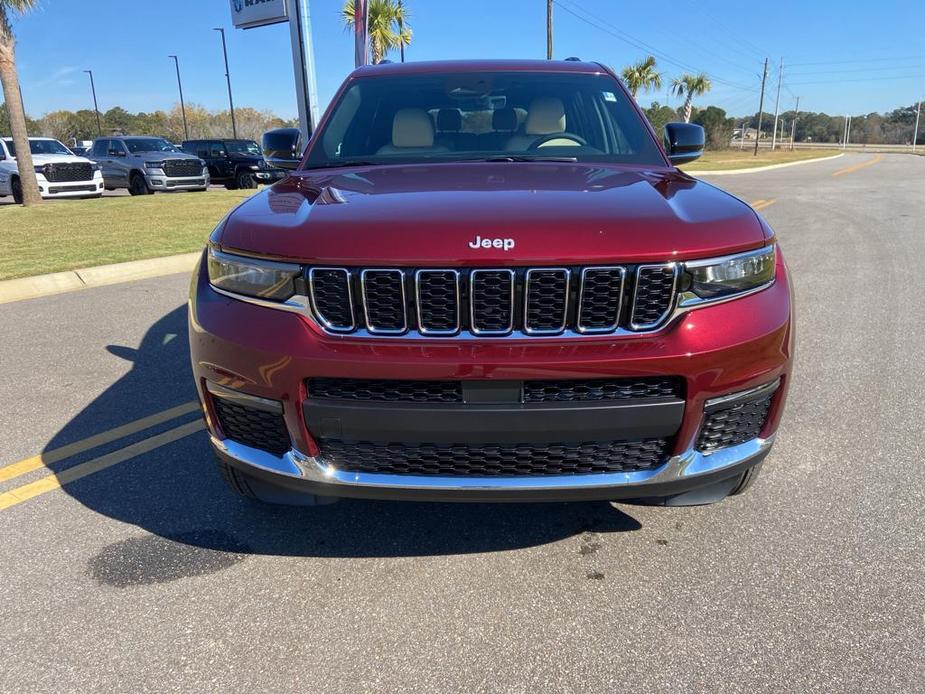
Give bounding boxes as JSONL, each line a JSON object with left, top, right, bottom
{"left": 92, "top": 140, "right": 108, "bottom": 157}
{"left": 210, "top": 142, "right": 226, "bottom": 158}
{"left": 197, "top": 144, "right": 210, "bottom": 158}
{"left": 109, "top": 140, "right": 125, "bottom": 155}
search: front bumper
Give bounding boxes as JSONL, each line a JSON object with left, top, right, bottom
{"left": 146, "top": 172, "right": 210, "bottom": 190}
{"left": 37, "top": 173, "right": 104, "bottom": 198}
{"left": 189, "top": 251, "right": 793, "bottom": 502}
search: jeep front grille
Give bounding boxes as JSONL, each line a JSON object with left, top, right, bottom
{"left": 305, "top": 264, "right": 678, "bottom": 337}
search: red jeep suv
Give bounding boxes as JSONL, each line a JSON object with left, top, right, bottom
{"left": 189, "top": 60, "right": 792, "bottom": 507}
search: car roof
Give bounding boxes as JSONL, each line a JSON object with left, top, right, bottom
{"left": 349, "top": 58, "right": 607, "bottom": 78}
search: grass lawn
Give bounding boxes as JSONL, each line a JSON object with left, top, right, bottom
{"left": 680, "top": 148, "right": 841, "bottom": 172}
{"left": 0, "top": 189, "right": 257, "bottom": 281}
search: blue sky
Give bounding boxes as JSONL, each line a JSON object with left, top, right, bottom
{"left": 10, "top": 0, "right": 925, "bottom": 121}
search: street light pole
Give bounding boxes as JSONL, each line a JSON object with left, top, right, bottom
{"left": 790, "top": 96, "right": 800, "bottom": 151}
{"left": 168, "top": 55, "right": 189, "bottom": 140}
{"left": 83, "top": 70, "right": 102, "bottom": 137}
{"left": 546, "top": 0, "right": 553, "bottom": 60}
{"left": 213, "top": 28, "right": 238, "bottom": 139}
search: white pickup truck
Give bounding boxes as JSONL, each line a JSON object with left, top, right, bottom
{"left": 0, "top": 137, "right": 104, "bottom": 203}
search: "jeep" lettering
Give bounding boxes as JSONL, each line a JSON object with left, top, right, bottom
{"left": 468, "top": 236, "right": 515, "bottom": 251}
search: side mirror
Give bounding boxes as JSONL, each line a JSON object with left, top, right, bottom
{"left": 663, "top": 123, "right": 705, "bottom": 165}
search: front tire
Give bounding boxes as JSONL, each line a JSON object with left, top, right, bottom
{"left": 129, "top": 173, "right": 151, "bottom": 196}
{"left": 235, "top": 170, "right": 257, "bottom": 190}
{"left": 11, "top": 178, "right": 23, "bottom": 204}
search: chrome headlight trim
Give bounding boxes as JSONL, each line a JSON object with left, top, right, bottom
{"left": 207, "top": 246, "right": 302, "bottom": 302}
{"left": 678, "top": 245, "right": 776, "bottom": 309}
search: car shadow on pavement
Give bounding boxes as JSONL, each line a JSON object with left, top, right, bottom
{"left": 48, "top": 305, "right": 642, "bottom": 560}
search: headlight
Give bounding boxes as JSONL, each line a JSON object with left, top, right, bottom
{"left": 207, "top": 247, "right": 301, "bottom": 301}
{"left": 145, "top": 161, "right": 165, "bottom": 169}
{"left": 682, "top": 246, "right": 776, "bottom": 303}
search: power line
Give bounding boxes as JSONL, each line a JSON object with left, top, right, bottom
{"left": 787, "top": 73, "right": 925, "bottom": 86}
{"left": 552, "top": 0, "right": 758, "bottom": 93}
{"left": 787, "top": 63, "right": 925, "bottom": 77}
{"left": 788, "top": 55, "right": 924, "bottom": 67}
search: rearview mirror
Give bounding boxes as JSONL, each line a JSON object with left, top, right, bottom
{"left": 663, "top": 123, "right": 705, "bottom": 165}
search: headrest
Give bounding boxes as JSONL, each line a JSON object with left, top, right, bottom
{"left": 492, "top": 107, "right": 517, "bottom": 132}
{"left": 526, "top": 97, "right": 566, "bottom": 135}
{"left": 436, "top": 108, "right": 462, "bottom": 132}
{"left": 392, "top": 108, "right": 435, "bottom": 148}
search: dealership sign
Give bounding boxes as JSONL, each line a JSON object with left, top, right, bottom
{"left": 229, "top": 0, "right": 288, "bottom": 30}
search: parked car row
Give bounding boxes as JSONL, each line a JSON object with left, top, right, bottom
{"left": 0, "top": 134, "right": 288, "bottom": 202}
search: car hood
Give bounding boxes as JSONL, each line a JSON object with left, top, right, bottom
{"left": 216, "top": 162, "right": 769, "bottom": 265}
{"left": 135, "top": 151, "right": 199, "bottom": 162}
{"left": 30, "top": 154, "right": 95, "bottom": 166}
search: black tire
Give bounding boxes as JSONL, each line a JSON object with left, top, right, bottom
{"left": 223, "top": 181, "right": 237, "bottom": 190}
{"left": 11, "top": 177, "right": 23, "bottom": 204}
{"left": 235, "top": 170, "right": 257, "bottom": 190}
{"left": 129, "top": 173, "right": 151, "bottom": 196}
{"left": 729, "top": 462, "right": 763, "bottom": 496}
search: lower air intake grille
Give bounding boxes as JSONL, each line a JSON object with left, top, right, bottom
{"left": 523, "top": 377, "right": 682, "bottom": 402}
{"left": 697, "top": 394, "right": 773, "bottom": 452}
{"left": 308, "top": 378, "right": 463, "bottom": 403}
{"left": 213, "top": 398, "right": 290, "bottom": 455}
{"left": 319, "top": 438, "right": 670, "bottom": 476}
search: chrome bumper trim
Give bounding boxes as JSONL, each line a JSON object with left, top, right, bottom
{"left": 210, "top": 434, "right": 774, "bottom": 493}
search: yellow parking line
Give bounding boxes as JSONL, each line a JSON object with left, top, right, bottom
{"left": 0, "top": 401, "right": 199, "bottom": 484}
{"left": 749, "top": 199, "right": 767, "bottom": 207}
{"left": 832, "top": 154, "right": 883, "bottom": 177}
{"left": 752, "top": 199, "right": 777, "bottom": 211}
{"left": 0, "top": 420, "right": 205, "bottom": 511}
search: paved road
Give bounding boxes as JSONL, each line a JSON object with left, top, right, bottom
{"left": 1, "top": 153, "right": 923, "bottom": 693}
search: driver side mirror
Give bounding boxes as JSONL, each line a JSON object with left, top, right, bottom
{"left": 663, "top": 123, "right": 705, "bottom": 165}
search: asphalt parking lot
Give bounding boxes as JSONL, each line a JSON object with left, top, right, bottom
{"left": 1, "top": 153, "right": 923, "bottom": 693}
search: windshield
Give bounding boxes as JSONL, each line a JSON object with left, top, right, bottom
{"left": 4, "top": 139, "right": 74, "bottom": 157}
{"left": 305, "top": 71, "right": 665, "bottom": 169}
{"left": 224, "top": 140, "right": 261, "bottom": 156}
{"left": 123, "top": 137, "right": 179, "bottom": 154}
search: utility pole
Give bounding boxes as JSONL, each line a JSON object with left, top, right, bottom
{"left": 739, "top": 119, "right": 746, "bottom": 150}
{"left": 168, "top": 55, "right": 189, "bottom": 140}
{"left": 913, "top": 99, "right": 921, "bottom": 153}
{"left": 83, "top": 70, "right": 102, "bottom": 137}
{"left": 213, "top": 28, "right": 238, "bottom": 138}
{"left": 546, "top": 0, "right": 553, "bottom": 60}
{"left": 790, "top": 96, "right": 800, "bottom": 151}
{"left": 398, "top": 0, "right": 405, "bottom": 62}
{"left": 753, "top": 58, "right": 768, "bottom": 156}
{"left": 771, "top": 58, "right": 783, "bottom": 150}
{"left": 846, "top": 115, "right": 852, "bottom": 147}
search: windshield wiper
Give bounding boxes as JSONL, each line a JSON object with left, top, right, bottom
{"left": 306, "top": 160, "right": 378, "bottom": 170}
{"left": 479, "top": 155, "right": 579, "bottom": 163}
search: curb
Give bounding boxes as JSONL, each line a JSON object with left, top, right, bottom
{"left": 0, "top": 251, "right": 202, "bottom": 305}
{"left": 688, "top": 152, "right": 845, "bottom": 176}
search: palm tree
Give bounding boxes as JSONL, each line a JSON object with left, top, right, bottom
{"left": 342, "top": 0, "right": 412, "bottom": 65}
{"left": 0, "top": 0, "right": 40, "bottom": 205}
{"left": 671, "top": 73, "right": 712, "bottom": 123}
{"left": 621, "top": 56, "right": 662, "bottom": 99}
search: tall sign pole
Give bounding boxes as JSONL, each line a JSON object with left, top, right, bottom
{"left": 913, "top": 100, "right": 921, "bottom": 153}
{"left": 84, "top": 70, "right": 102, "bottom": 137}
{"left": 213, "top": 28, "right": 238, "bottom": 138}
{"left": 546, "top": 0, "right": 553, "bottom": 60}
{"left": 286, "top": 0, "right": 320, "bottom": 144}
{"left": 354, "top": 0, "right": 369, "bottom": 67}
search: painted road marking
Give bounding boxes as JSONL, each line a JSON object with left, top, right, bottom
{"left": 0, "top": 420, "right": 205, "bottom": 511}
{"left": 0, "top": 401, "right": 199, "bottom": 484}
{"left": 832, "top": 154, "right": 884, "bottom": 177}
{"left": 752, "top": 199, "right": 777, "bottom": 211}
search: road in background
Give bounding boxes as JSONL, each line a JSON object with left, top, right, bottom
{"left": 1, "top": 154, "right": 922, "bottom": 693}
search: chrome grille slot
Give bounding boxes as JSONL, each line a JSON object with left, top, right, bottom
{"left": 630, "top": 264, "right": 678, "bottom": 330}
{"left": 577, "top": 266, "right": 625, "bottom": 333}
{"left": 470, "top": 269, "right": 515, "bottom": 335}
{"left": 524, "top": 268, "right": 569, "bottom": 335}
{"left": 416, "top": 270, "right": 460, "bottom": 335}
{"left": 361, "top": 269, "right": 407, "bottom": 334}
{"left": 309, "top": 268, "right": 355, "bottom": 332}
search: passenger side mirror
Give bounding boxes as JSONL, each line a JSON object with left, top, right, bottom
{"left": 663, "top": 123, "right": 705, "bottom": 165}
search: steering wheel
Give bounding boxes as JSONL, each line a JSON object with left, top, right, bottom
{"left": 528, "top": 133, "right": 588, "bottom": 149}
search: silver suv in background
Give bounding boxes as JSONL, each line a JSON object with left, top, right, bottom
{"left": 88, "top": 136, "right": 209, "bottom": 195}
